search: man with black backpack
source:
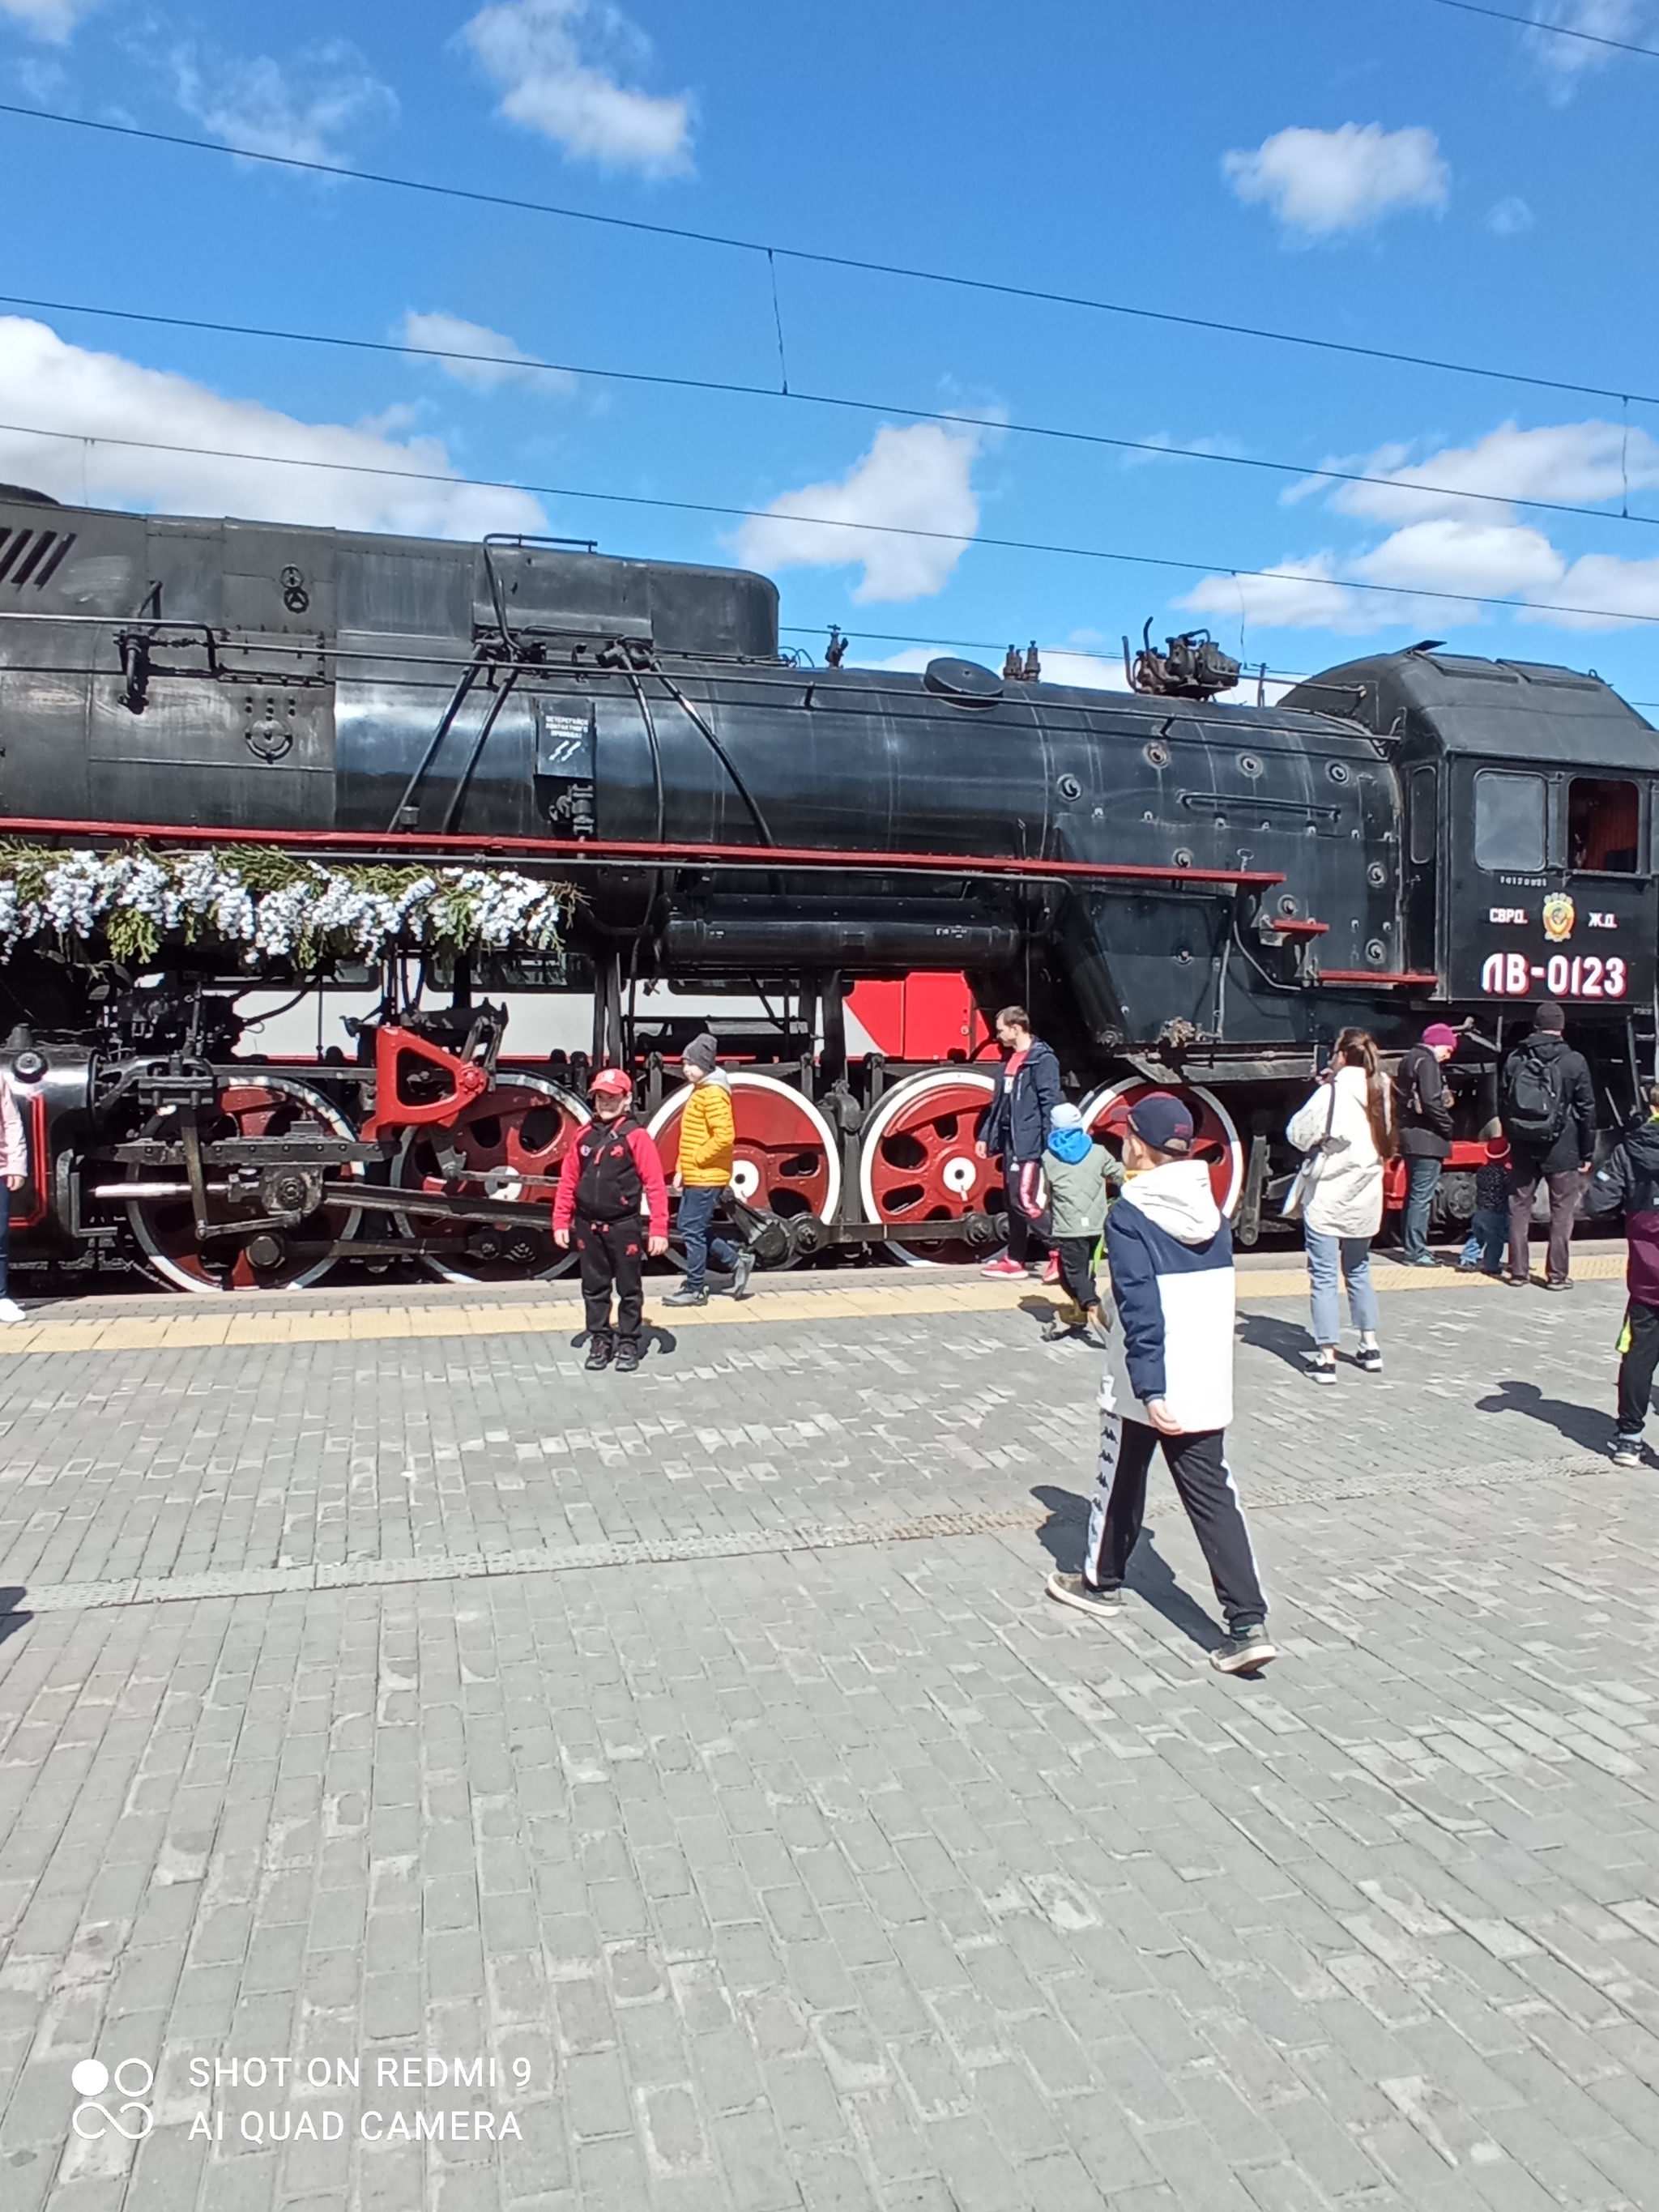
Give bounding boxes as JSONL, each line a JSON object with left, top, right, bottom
{"left": 1500, "top": 1000, "right": 1597, "bottom": 1292}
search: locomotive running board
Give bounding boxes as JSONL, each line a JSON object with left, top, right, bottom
{"left": 0, "top": 814, "right": 1286, "bottom": 891}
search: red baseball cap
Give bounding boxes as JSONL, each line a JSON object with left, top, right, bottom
{"left": 589, "top": 1067, "right": 633, "bottom": 1097}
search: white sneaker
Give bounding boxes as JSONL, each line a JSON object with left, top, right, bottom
{"left": 0, "top": 1298, "right": 26, "bottom": 1323}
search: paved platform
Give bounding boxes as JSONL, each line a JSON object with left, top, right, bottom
{"left": 0, "top": 1262, "right": 1655, "bottom": 2211}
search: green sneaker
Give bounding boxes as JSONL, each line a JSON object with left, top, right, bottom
{"left": 1211, "top": 1624, "right": 1277, "bottom": 1676}
{"left": 1045, "top": 1571, "right": 1124, "bottom": 1621}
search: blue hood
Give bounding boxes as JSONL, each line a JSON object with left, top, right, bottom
{"left": 1047, "top": 1127, "right": 1094, "bottom": 1165}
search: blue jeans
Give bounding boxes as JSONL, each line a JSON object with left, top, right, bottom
{"left": 677, "top": 1184, "right": 739, "bottom": 1293}
{"left": 1305, "top": 1229, "right": 1380, "bottom": 1347}
{"left": 1400, "top": 1155, "right": 1441, "bottom": 1263}
{"left": 1461, "top": 1208, "right": 1506, "bottom": 1271}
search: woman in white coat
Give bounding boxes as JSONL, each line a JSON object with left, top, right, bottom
{"left": 0, "top": 1069, "right": 26, "bottom": 1323}
{"left": 1286, "top": 1028, "right": 1395, "bottom": 1383}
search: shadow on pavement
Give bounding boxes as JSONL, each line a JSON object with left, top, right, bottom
{"left": 1236, "top": 1310, "right": 1313, "bottom": 1373}
{"left": 568, "top": 1327, "right": 678, "bottom": 1359}
{"left": 0, "top": 1589, "right": 31, "bottom": 1647}
{"left": 1475, "top": 1379, "right": 1609, "bottom": 1451}
{"left": 1030, "top": 1486, "right": 1222, "bottom": 1652}
{"left": 1017, "top": 1294, "right": 1065, "bottom": 1331}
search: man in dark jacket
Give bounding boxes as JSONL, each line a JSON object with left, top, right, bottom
{"left": 1394, "top": 1021, "right": 1458, "bottom": 1265}
{"left": 975, "top": 1005, "right": 1062, "bottom": 1279}
{"left": 1587, "top": 1087, "right": 1659, "bottom": 1463}
{"left": 1501, "top": 1000, "right": 1597, "bottom": 1292}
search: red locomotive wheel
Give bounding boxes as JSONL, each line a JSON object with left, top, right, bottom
{"left": 125, "top": 1073, "right": 365, "bottom": 1294}
{"left": 858, "top": 1068, "right": 1000, "bottom": 1267}
{"left": 650, "top": 1072, "right": 840, "bottom": 1265}
{"left": 391, "top": 1073, "right": 588, "bottom": 1283}
{"left": 1077, "top": 1078, "right": 1244, "bottom": 1216}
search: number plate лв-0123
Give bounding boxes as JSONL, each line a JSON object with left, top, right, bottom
{"left": 1475, "top": 888, "right": 1636, "bottom": 1001}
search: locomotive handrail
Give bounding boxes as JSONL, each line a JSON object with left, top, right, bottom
{"left": 0, "top": 611, "right": 1356, "bottom": 736}
{"left": 1316, "top": 969, "right": 1439, "bottom": 987}
{"left": 0, "top": 815, "right": 1286, "bottom": 889}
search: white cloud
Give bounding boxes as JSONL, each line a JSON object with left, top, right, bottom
{"left": 1120, "top": 430, "right": 1247, "bottom": 471}
{"left": 737, "top": 424, "right": 984, "bottom": 604}
{"left": 1526, "top": 0, "right": 1651, "bottom": 97}
{"left": 1350, "top": 518, "right": 1566, "bottom": 596}
{"left": 1527, "top": 551, "right": 1659, "bottom": 628}
{"left": 400, "top": 310, "right": 575, "bottom": 397}
{"left": 1183, "top": 413, "right": 1659, "bottom": 635}
{"left": 1223, "top": 123, "right": 1449, "bottom": 237}
{"left": 463, "top": 0, "right": 692, "bottom": 174}
{"left": 173, "top": 40, "right": 397, "bottom": 165}
{"left": 1486, "top": 194, "right": 1535, "bottom": 235}
{"left": 1183, "top": 559, "right": 1405, "bottom": 637}
{"left": 1323, "top": 419, "right": 1659, "bottom": 526}
{"left": 0, "top": 0, "right": 100, "bottom": 40}
{"left": 0, "top": 317, "right": 544, "bottom": 539}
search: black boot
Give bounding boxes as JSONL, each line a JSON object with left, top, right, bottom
{"left": 584, "top": 1332, "right": 614, "bottom": 1371}
{"left": 614, "top": 1337, "right": 641, "bottom": 1375}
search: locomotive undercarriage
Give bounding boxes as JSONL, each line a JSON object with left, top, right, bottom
{"left": 0, "top": 994, "right": 1541, "bottom": 1299}
{"left": 0, "top": 941, "right": 1248, "bottom": 1294}
{"left": 6, "top": 946, "right": 1646, "bottom": 1295}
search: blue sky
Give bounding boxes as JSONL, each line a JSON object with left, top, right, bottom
{"left": 4, "top": 0, "right": 1659, "bottom": 704}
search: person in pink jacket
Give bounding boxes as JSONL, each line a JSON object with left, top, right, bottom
{"left": 0, "top": 1073, "right": 28, "bottom": 1322}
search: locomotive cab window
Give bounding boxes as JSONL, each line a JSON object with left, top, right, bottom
{"left": 1569, "top": 776, "right": 1641, "bottom": 873}
{"left": 1473, "top": 769, "right": 1546, "bottom": 872}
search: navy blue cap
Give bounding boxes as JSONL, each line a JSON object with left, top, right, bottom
{"left": 1125, "top": 1092, "right": 1195, "bottom": 1155}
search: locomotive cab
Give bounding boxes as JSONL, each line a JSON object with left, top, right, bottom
{"left": 1288, "top": 650, "right": 1657, "bottom": 1038}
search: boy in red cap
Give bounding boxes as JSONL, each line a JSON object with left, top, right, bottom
{"left": 554, "top": 1068, "right": 668, "bottom": 1373}
{"left": 1458, "top": 1133, "right": 1512, "bottom": 1276}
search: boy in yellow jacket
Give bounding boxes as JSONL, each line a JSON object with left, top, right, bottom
{"left": 664, "top": 1034, "right": 755, "bottom": 1306}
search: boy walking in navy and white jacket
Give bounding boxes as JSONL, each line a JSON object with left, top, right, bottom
{"left": 1046, "top": 1092, "right": 1275, "bottom": 1675}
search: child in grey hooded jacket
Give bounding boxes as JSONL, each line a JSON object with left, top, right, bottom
{"left": 1042, "top": 1103, "right": 1124, "bottom": 1340}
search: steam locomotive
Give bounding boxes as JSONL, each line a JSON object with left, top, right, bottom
{"left": 0, "top": 484, "right": 1650, "bottom": 1292}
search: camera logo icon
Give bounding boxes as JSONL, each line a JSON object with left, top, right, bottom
{"left": 70, "top": 2057, "right": 155, "bottom": 2140}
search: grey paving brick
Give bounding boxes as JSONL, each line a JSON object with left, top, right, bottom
{"left": 0, "top": 1274, "right": 1648, "bottom": 2211}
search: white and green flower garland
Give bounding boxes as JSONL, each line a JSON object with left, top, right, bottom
{"left": 0, "top": 844, "right": 572, "bottom": 967}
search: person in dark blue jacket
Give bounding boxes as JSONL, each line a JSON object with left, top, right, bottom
{"left": 1046, "top": 1092, "right": 1275, "bottom": 1676}
{"left": 975, "top": 1005, "right": 1062, "bottom": 1279}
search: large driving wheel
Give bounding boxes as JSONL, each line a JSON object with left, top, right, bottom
{"left": 391, "top": 1072, "right": 588, "bottom": 1283}
{"left": 1077, "top": 1078, "right": 1244, "bottom": 1215}
{"left": 858, "top": 1068, "right": 1001, "bottom": 1267}
{"left": 649, "top": 1072, "right": 840, "bottom": 1268}
{"left": 126, "top": 1073, "right": 364, "bottom": 1294}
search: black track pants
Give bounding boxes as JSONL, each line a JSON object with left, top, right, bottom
{"left": 1084, "top": 1415, "right": 1266, "bottom": 1630}
{"left": 1618, "top": 1300, "right": 1659, "bottom": 1435}
{"left": 577, "top": 1215, "right": 645, "bottom": 1343}
{"left": 1054, "top": 1235, "right": 1098, "bottom": 1314}
{"left": 1004, "top": 1157, "right": 1051, "bottom": 1264}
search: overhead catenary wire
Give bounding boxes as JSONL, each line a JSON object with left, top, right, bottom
{"left": 3, "top": 411, "right": 1659, "bottom": 630}
{"left": 6, "top": 288, "right": 1659, "bottom": 536}
{"left": 1427, "top": 0, "right": 1659, "bottom": 61}
{"left": 0, "top": 97, "right": 1655, "bottom": 416}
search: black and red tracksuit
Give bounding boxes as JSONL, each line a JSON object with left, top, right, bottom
{"left": 1587, "top": 1118, "right": 1659, "bottom": 1437}
{"left": 553, "top": 1115, "right": 668, "bottom": 1345}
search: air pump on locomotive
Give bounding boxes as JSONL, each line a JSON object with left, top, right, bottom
{"left": 0, "top": 483, "right": 1650, "bottom": 1293}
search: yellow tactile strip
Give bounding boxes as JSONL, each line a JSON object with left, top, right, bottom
{"left": 0, "top": 1252, "right": 1626, "bottom": 1357}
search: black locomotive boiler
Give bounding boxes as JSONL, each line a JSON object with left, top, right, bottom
{"left": 0, "top": 484, "right": 1650, "bottom": 1291}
